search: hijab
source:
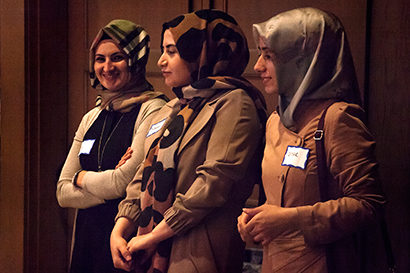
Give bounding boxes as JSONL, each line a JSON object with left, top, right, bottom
{"left": 135, "top": 10, "right": 266, "bottom": 273}
{"left": 161, "top": 9, "right": 266, "bottom": 117}
{"left": 253, "top": 7, "right": 361, "bottom": 129}
{"left": 89, "top": 19, "right": 157, "bottom": 112}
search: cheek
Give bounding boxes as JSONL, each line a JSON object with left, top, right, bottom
{"left": 94, "top": 63, "right": 102, "bottom": 74}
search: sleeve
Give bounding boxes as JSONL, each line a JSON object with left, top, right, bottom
{"left": 79, "top": 98, "right": 165, "bottom": 200}
{"left": 163, "top": 90, "right": 264, "bottom": 235}
{"left": 115, "top": 167, "right": 144, "bottom": 223}
{"left": 297, "top": 103, "right": 386, "bottom": 245}
{"left": 56, "top": 110, "right": 106, "bottom": 209}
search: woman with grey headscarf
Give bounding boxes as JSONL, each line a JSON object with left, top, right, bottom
{"left": 237, "top": 7, "right": 385, "bottom": 273}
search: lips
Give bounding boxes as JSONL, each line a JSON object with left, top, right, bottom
{"left": 261, "top": 76, "right": 271, "bottom": 84}
{"left": 161, "top": 70, "right": 171, "bottom": 77}
{"left": 102, "top": 72, "right": 118, "bottom": 82}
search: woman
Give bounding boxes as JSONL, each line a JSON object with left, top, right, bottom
{"left": 237, "top": 7, "right": 385, "bottom": 273}
{"left": 110, "top": 9, "right": 267, "bottom": 273}
{"left": 57, "top": 19, "right": 166, "bottom": 273}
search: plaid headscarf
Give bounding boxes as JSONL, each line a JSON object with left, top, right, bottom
{"left": 89, "top": 19, "right": 157, "bottom": 112}
{"left": 253, "top": 7, "right": 361, "bottom": 129}
{"left": 134, "top": 9, "right": 266, "bottom": 273}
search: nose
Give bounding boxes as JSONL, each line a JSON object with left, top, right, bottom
{"left": 157, "top": 53, "right": 167, "bottom": 68}
{"left": 254, "top": 55, "right": 265, "bottom": 73}
{"left": 103, "top": 60, "right": 114, "bottom": 72}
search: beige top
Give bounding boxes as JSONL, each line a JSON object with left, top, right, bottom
{"left": 117, "top": 89, "right": 264, "bottom": 273}
{"left": 56, "top": 98, "right": 165, "bottom": 209}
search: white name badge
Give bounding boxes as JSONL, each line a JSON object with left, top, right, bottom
{"left": 281, "top": 146, "right": 310, "bottom": 169}
{"left": 146, "top": 118, "right": 166, "bottom": 137}
{"left": 79, "top": 139, "right": 96, "bottom": 155}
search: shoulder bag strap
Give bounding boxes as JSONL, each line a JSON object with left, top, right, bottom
{"left": 314, "top": 103, "right": 397, "bottom": 273}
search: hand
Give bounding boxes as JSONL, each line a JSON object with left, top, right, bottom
{"left": 242, "top": 204, "right": 299, "bottom": 246}
{"left": 75, "top": 171, "right": 86, "bottom": 188}
{"left": 116, "top": 147, "right": 133, "bottom": 169}
{"left": 237, "top": 211, "right": 254, "bottom": 243}
{"left": 110, "top": 231, "right": 134, "bottom": 271}
{"left": 127, "top": 233, "right": 156, "bottom": 254}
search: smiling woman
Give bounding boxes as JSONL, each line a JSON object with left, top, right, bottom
{"left": 93, "top": 40, "right": 130, "bottom": 92}
{"left": 56, "top": 19, "right": 167, "bottom": 273}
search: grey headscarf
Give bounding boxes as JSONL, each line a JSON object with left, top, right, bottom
{"left": 253, "top": 7, "right": 361, "bottom": 129}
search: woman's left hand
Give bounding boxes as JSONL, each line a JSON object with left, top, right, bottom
{"left": 242, "top": 204, "right": 299, "bottom": 246}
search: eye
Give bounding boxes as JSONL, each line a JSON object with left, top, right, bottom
{"left": 262, "top": 53, "right": 272, "bottom": 60}
{"left": 111, "top": 54, "right": 126, "bottom": 62}
{"left": 165, "top": 45, "right": 178, "bottom": 56}
{"left": 95, "top": 56, "right": 105, "bottom": 63}
{"left": 166, "top": 49, "right": 177, "bottom": 55}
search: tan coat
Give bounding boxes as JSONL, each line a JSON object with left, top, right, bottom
{"left": 261, "top": 100, "right": 385, "bottom": 273}
{"left": 118, "top": 88, "right": 264, "bottom": 273}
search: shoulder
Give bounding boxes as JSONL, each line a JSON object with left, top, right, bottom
{"left": 81, "top": 107, "right": 102, "bottom": 126}
{"left": 140, "top": 96, "right": 167, "bottom": 113}
{"left": 208, "top": 88, "right": 257, "bottom": 113}
{"left": 326, "top": 102, "right": 366, "bottom": 126}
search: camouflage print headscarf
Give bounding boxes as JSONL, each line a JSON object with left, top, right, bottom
{"left": 162, "top": 9, "right": 266, "bottom": 123}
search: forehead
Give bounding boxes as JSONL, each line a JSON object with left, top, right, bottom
{"left": 258, "top": 36, "right": 269, "bottom": 50}
{"left": 95, "top": 39, "right": 121, "bottom": 54}
{"left": 162, "top": 29, "right": 176, "bottom": 45}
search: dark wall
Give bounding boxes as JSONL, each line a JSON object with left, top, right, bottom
{"left": 368, "top": 1, "right": 410, "bottom": 272}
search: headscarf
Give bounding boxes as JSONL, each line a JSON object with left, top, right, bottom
{"left": 253, "top": 7, "right": 361, "bottom": 129}
{"left": 135, "top": 9, "right": 266, "bottom": 273}
{"left": 161, "top": 9, "right": 266, "bottom": 116}
{"left": 89, "top": 19, "right": 157, "bottom": 112}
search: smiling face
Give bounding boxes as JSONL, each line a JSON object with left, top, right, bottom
{"left": 254, "top": 37, "right": 278, "bottom": 94}
{"left": 94, "top": 40, "right": 130, "bottom": 91}
{"left": 157, "top": 29, "right": 192, "bottom": 88}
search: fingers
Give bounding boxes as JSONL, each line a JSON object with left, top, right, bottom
{"left": 115, "top": 147, "right": 133, "bottom": 169}
{"left": 112, "top": 247, "right": 133, "bottom": 271}
{"left": 242, "top": 205, "right": 263, "bottom": 218}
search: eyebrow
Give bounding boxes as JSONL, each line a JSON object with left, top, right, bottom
{"left": 258, "top": 46, "right": 270, "bottom": 51}
{"left": 95, "top": 51, "right": 124, "bottom": 57}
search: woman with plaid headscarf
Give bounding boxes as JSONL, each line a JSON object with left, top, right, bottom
{"left": 57, "top": 19, "right": 167, "bottom": 273}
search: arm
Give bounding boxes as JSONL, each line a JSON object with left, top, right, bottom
{"left": 164, "top": 90, "right": 264, "bottom": 235}
{"left": 71, "top": 98, "right": 165, "bottom": 201}
{"left": 297, "top": 103, "right": 385, "bottom": 245}
{"left": 56, "top": 110, "right": 106, "bottom": 209}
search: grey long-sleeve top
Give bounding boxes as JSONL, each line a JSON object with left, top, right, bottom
{"left": 56, "top": 98, "right": 165, "bottom": 209}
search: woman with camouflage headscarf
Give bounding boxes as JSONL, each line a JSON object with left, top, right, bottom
{"left": 57, "top": 19, "right": 166, "bottom": 273}
{"left": 111, "top": 9, "right": 267, "bottom": 273}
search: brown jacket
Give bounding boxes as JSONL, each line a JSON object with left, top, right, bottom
{"left": 261, "top": 101, "right": 385, "bottom": 273}
{"left": 118, "top": 88, "right": 264, "bottom": 273}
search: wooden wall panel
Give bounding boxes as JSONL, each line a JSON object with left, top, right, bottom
{"left": 368, "top": 1, "right": 410, "bottom": 272}
{"left": 0, "top": 0, "right": 25, "bottom": 272}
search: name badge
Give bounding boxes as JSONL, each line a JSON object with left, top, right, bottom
{"left": 281, "top": 146, "right": 309, "bottom": 169}
{"left": 79, "top": 139, "right": 95, "bottom": 155}
{"left": 146, "top": 118, "right": 166, "bottom": 137}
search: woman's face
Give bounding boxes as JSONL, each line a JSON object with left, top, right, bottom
{"left": 94, "top": 40, "right": 130, "bottom": 91}
{"left": 254, "top": 37, "right": 278, "bottom": 94}
{"left": 157, "top": 29, "right": 191, "bottom": 88}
